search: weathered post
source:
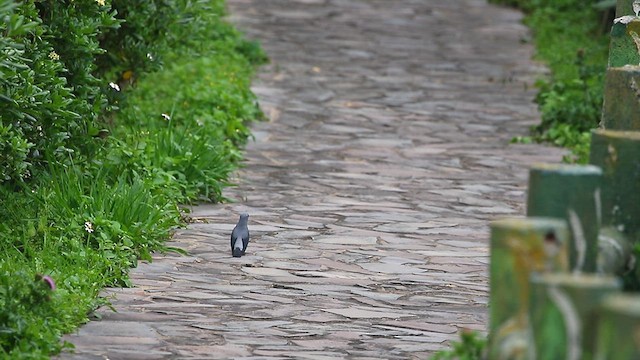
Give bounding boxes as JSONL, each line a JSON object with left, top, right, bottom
{"left": 528, "top": 274, "right": 622, "bottom": 360}
{"left": 602, "top": 1, "right": 640, "bottom": 129}
{"left": 593, "top": 294, "right": 640, "bottom": 359}
{"left": 597, "top": 226, "right": 633, "bottom": 274}
{"left": 589, "top": 130, "right": 640, "bottom": 244}
{"left": 489, "top": 218, "right": 569, "bottom": 359}
{"left": 616, "top": 0, "right": 640, "bottom": 17}
{"left": 526, "top": 164, "right": 602, "bottom": 273}
{"left": 601, "top": 67, "right": 640, "bottom": 130}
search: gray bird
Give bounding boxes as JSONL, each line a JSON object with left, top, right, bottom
{"left": 230, "top": 213, "right": 250, "bottom": 257}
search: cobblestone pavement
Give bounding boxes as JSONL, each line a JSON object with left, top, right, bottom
{"left": 60, "top": 0, "right": 566, "bottom": 359}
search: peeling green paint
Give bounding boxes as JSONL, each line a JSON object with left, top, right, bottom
{"left": 609, "top": 19, "right": 640, "bottom": 67}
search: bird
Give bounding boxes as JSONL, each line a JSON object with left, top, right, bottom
{"left": 230, "top": 213, "right": 250, "bottom": 257}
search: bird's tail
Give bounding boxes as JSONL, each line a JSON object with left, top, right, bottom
{"left": 232, "top": 238, "right": 243, "bottom": 258}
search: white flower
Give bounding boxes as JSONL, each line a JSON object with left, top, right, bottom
{"left": 96, "top": 0, "right": 105, "bottom": 6}
{"left": 109, "top": 82, "right": 120, "bottom": 92}
{"left": 146, "top": 53, "right": 154, "bottom": 61}
{"left": 84, "top": 221, "right": 94, "bottom": 234}
{"left": 48, "top": 51, "right": 59, "bottom": 60}
{"left": 161, "top": 113, "right": 171, "bottom": 121}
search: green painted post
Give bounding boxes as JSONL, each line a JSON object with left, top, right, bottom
{"left": 593, "top": 294, "right": 640, "bottom": 359}
{"left": 528, "top": 274, "right": 622, "bottom": 360}
{"left": 602, "top": 67, "right": 640, "bottom": 130}
{"left": 589, "top": 130, "right": 640, "bottom": 244}
{"left": 489, "top": 218, "right": 570, "bottom": 359}
{"left": 527, "top": 164, "right": 603, "bottom": 273}
{"left": 589, "top": 130, "right": 639, "bottom": 275}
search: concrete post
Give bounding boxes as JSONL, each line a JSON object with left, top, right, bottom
{"left": 593, "top": 294, "right": 640, "bottom": 359}
{"left": 602, "top": 67, "right": 640, "bottom": 130}
{"left": 598, "top": 226, "right": 634, "bottom": 274}
{"left": 589, "top": 130, "right": 640, "bottom": 244}
{"left": 489, "top": 218, "right": 570, "bottom": 359}
{"left": 527, "top": 164, "right": 603, "bottom": 273}
{"left": 528, "top": 274, "right": 622, "bottom": 360}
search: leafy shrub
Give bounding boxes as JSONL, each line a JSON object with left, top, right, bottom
{"left": 532, "top": 49, "right": 603, "bottom": 162}
{"left": 97, "top": 0, "right": 175, "bottom": 82}
{"left": 0, "top": 271, "right": 67, "bottom": 357}
{"left": 0, "top": 1, "right": 119, "bottom": 185}
{"left": 103, "top": 7, "right": 266, "bottom": 203}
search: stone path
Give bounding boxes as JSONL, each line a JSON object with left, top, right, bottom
{"left": 60, "top": 0, "right": 566, "bottom": 359}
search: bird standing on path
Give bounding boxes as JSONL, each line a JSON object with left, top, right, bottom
{"left": 231, "top": 213, "right": 250, "bottom": 257}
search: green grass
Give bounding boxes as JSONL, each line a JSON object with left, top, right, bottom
{"left": 0, "top": 1, "right": 266, "bottom": 358}
{"left": 495, "top": 0, "right": 611, "bottom": 163}
{"left": 430, "top": 330, "right": 486, "bottom": 360}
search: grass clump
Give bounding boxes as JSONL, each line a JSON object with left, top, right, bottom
{"left": 0, "top": 0, "right": 266, "bottom": 357}
{"left": 492, "top": 0, "right": 611, "bottom": 163}
{"left": 430, "top": 330, "right": 486, "bottom": 360}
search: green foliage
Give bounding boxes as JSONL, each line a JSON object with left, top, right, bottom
{"left": 97, "top": 0, "right": 180, "bottom": 81}
{"left": 0, "top": 271, "right": 70, "bottom": 357}
{"left": 431, "top": 330, "right": 487, "bottom": 360}
{"left": 0, "top": 167, "right": 178, "bottom": 357}
{"left": 0, "top": 0, "right": 265, "bottom": 357}
{"left": 492, "top": 0, "right": 610, "bottom": 163}
{"left": 102, "top": 0, "right": 266, "bottom": 203}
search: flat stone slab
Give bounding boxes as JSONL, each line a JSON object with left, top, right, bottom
{"left": 58, "top": 0, "right": 566, "bottom": 358}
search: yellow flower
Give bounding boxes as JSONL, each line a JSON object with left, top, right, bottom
{"left": 48, "top": 51, "right": 59, "bottom": 60}
{"left": 96, "top": 0, "right": 105, "bottom": 6}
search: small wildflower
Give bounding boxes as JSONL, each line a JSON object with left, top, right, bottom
{"left": 96, "top": 0, "right": 105, "bottom": 6}
{"left": 146, "top": 53, "right": 154, "bottom": 61}
{"left": 109, "top": 82, "right": 120, "bottom": 92}
{"left": 161, "top": 113, "right": 171, "bottom": 121}
{"left": 84, "top": 221, "right": 94, "bottom": 234}
{"left": 48, "top": 51, "right": 59, "bottom": 60}
{"left": 37, "top": 274, "right": 56, "bottom": 291}
{"left": 121, "top": 70, "right": 134, "bottom": 81}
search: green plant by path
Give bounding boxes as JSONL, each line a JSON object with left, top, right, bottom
{"left": 105, "top": 0, "right": 266, "bottom": 203}
{"left": 431, "top": 330, "right": 487, "bottom": 360}
{"left": 493, "top": 0, "right": 610, "bottom": 163}
{"left": 0, "top": 0, "right": 266, "bottom": 358}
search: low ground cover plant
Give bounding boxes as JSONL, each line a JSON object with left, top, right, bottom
{"left": 490, "top": 0, "right": 611, "bottom": 163}
{"left": 0, "top": 0, "right": 266, "bottom": 357}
